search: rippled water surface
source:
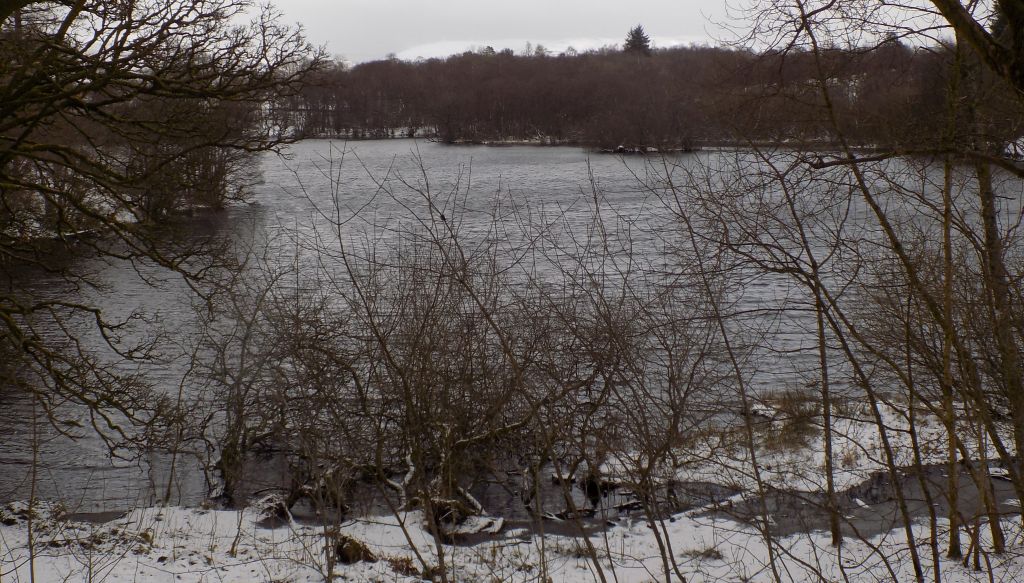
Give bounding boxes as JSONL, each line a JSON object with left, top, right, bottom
{"left": 0, "top": 140, "right": 830, "bottom": 512}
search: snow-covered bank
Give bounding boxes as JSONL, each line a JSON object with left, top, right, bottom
{"left": 3, "top": 500, "right": 1024, "bottom": 582}
{"left": 3, "top": 401, "right": 1020, "bottom": 582}
{"left": 666, "top": 398, "right": 1006, "bottom": 494}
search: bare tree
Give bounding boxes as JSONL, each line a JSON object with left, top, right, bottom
{"left": 1, "top": 0, "right": 321, "bottom": 445}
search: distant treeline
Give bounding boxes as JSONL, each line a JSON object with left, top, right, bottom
{"left": 276, "top": 43, "right": 1021, "bottom": 150}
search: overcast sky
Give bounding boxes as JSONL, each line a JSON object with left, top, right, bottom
{"left": 274, "top": 0, "right": 733, "bottom": 63}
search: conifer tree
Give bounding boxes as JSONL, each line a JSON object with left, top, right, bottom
{"left": 624, "top": 25, "right": 652, "bottom": 56}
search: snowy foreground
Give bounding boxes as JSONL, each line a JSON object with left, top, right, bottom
{"left": 2, "top": 501, "right": 1024, "bottom": 582}
{"left": 5, "top": 402, "right": 1024, "bottom": 582}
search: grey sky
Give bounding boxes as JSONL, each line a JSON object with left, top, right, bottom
{"left": 275, "top": 1, "right": 733, "bottom": 63}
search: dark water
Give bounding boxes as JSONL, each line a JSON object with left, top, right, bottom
{"left": 712, "top": 464, "right": 1020, "bottom": 539}
{"left": 0, "top": 140, "right": 901, "bottom": 514}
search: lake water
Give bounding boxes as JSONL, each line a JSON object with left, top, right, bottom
{"left": 0, "top": 139, "right": 860, "bottom": 513}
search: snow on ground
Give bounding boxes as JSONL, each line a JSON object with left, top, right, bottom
{"left": 3, "top": 400, "right": 1020, "bottom": 582}
{"left": 3, "top": 498, "right": 1024, "bottom": 582}
{"left": 667, "top": 399, "right": 1001, "bottom": 494}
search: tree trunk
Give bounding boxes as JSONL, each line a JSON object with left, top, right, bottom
{"left": 976, "top": 161, "right": 1024, "bottom": 510}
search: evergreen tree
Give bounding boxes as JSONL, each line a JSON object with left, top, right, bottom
{"left": 624, "top": 25, "right": 652, "bottom": 56}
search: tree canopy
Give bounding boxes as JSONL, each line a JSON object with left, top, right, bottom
{"left": 0, "top": 0, "right": 322, "bottom": 438}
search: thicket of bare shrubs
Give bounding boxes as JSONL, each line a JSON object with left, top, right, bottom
{"left": 192, "top": 4, "right": 1024, "bottom": 575}
{"left": 9, "top": 1, "right": 1024, "bottom": 582}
